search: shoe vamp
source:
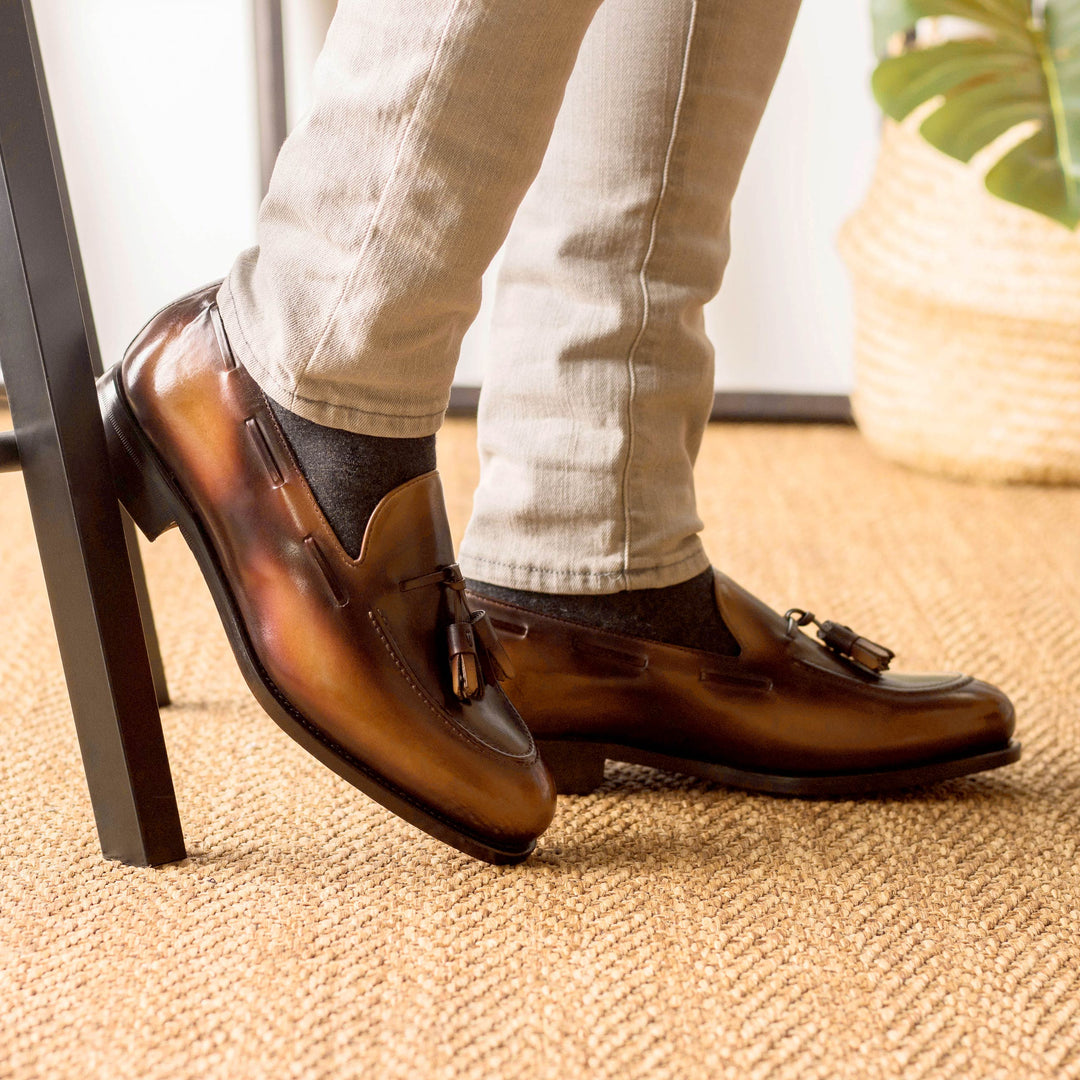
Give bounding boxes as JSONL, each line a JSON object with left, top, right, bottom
{"left": 501, "top": 632, "right": 1000, "bottom": 774}
{"left": 125, "top": 306, "right": 538, "bottom": 814}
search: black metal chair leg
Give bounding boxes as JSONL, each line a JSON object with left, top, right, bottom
{"left": 0, "top": 0, "right": 184, "bottom": 866}
{"left": 122, "top": 518, "right": 171, "bottom": 709}
{"left": 0, "top": 428, "right": 17, "bottom": 471}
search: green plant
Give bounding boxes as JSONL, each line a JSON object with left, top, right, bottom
{"left": 871, "top": 0, "right": 1080, "bottom": 227}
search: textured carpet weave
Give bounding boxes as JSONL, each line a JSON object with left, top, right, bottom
{"left": 1, "top": 416, "right": 1079, "bottom": 1080}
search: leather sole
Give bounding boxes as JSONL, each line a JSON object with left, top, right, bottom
{"left": 98, "top": 365, "right": 535, "bottom": 865}
{"left": 538, "top": 737, "right": 1023, "bottom": 797}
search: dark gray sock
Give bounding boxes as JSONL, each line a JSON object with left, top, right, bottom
{"left": 268, "top": 398, "right": 436, "bottom": 559}
{"left": 467, "top": 567, "right": 739, "bottom": 656}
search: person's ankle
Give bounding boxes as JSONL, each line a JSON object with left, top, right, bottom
{"left": 268, "top": 398, "right": 435, "bottom": 558}
{"left": 467, "top": 567, "right": 739, "bottom": 656}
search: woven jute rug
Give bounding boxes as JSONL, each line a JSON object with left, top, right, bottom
{"left": 1, "top": 415, "right": 1078, "bottom": 1080}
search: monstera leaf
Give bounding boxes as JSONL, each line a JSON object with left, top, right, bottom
{"left": 872, "top": 0, "right": 1080, "bottom": 227}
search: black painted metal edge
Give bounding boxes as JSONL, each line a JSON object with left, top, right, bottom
{"left": 708, "top": 391, "right": 853, "bottom": 424}
{"left": 0, "top": 0, "right": 182, "bottom": 865}
{"left": 0, "top": 427, "right": 18, "bottom": 471}
{"left": 446, "top": 386, "right": 854, "bottom": 424}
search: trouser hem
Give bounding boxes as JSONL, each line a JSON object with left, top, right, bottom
{"left": 215, "top": 279, "right": 446, "bottom": 438}
{"left": 459, "top": 543, "right": 711, "bottom": 595}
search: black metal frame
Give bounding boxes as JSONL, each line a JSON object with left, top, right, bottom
{"left": 0, "top": 0, "right": 185, "bottom": 866}
{"left": 253, "top": 0, "right": 288, "bottom": 197}
{"left": 444, "top": 386, "right": 854, "bottom": 424}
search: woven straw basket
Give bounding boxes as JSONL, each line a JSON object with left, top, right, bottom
{"left": 838, "top": 116, "right": 1080, "bottom": 484}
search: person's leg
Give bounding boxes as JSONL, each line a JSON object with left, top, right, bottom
{"left": 218, "top": 0, "right": 602, "bottom": 555}
{"left": 460, "top": 0, "right": 1016, "bottom": 799}
{"left": 101, "top": 0, "right": 612, "bottom": 862}
{"left": 459, "top": 0, "right": 800, "bottom": 633}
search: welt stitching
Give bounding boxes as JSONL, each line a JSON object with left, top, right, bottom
{"left": 251, "top": 650, "right": 477, "bottom": 841}
{"left": 370, "top": 610, "right": 536, "bottom": 765}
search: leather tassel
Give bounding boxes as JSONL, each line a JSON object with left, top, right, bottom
{"left": 448, "top": 621, "right": 484, "bottom": 700}
{"left": 400, "top": 562, "right": 510, "bottom": 698}
{"left": 470, "top": 610, "right": 515, "bottom": 682}
{"left": 816, "top": 620, "right": 894, "bottom": 674}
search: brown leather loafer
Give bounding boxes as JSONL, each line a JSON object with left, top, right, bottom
{"left": 465, "top": 572, "right": 1020, "bottom": 796}
{"left": 98, "top": 284, "right": 555, "bottom": 864}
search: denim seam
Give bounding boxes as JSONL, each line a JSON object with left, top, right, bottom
{"left": 463, "top": 545, "right": 707, "bottom": 581}
{"left": 617, "top": 0, "right": 699, "bottom": 589}
{"left": 222, "top": 291, "right": 447, "bottom": 430}
{"left": 263, "top": 368, "right": 445, "bottom": 423}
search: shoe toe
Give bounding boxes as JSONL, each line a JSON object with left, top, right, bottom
{"left": 497, "top": 757, "right": 558, "bottom": 849}
{"left": 883, "top": 672, "right": 1017, "bottom": 766}
{"left": 964, "top": 676, "right": 1016, "bottom": 748}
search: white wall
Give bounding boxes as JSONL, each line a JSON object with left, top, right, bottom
{"left": 32, "top": 0, "right": 878, "bottom": 394}
{"left": 281, "top": 0, "right": 337, "bottom": 124}
{"left": 455, "top": 3, "right": 881, "bottom": 392}
{"left": 33, "top": 0, "right": 261, "bottom": 369}
{"left": 706, "top": 3, "right": 880, "bottom": 394}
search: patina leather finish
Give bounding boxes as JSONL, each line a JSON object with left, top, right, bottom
{"left": 102, "top": 284, "right": 555, "bottom": 862}
{"left": 466, "top": 572, "right": 1019, "bottom": 793}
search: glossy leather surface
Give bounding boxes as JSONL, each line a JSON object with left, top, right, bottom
{"left": 120, "top": 285, "right": 555, "bottom": 850}
{"left": 466, "top": 571, "right": 1016, "bottom": 775}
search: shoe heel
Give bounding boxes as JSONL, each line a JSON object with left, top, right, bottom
{"left": 98, "top": 366, "right": 179, "bottom": 541}
{"left": 537, "top": 740, "right": 607, "bottom": 795}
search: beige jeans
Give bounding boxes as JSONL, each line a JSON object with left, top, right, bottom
{"left": 217, "top": 0, "right": 801, "bottom": 594}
